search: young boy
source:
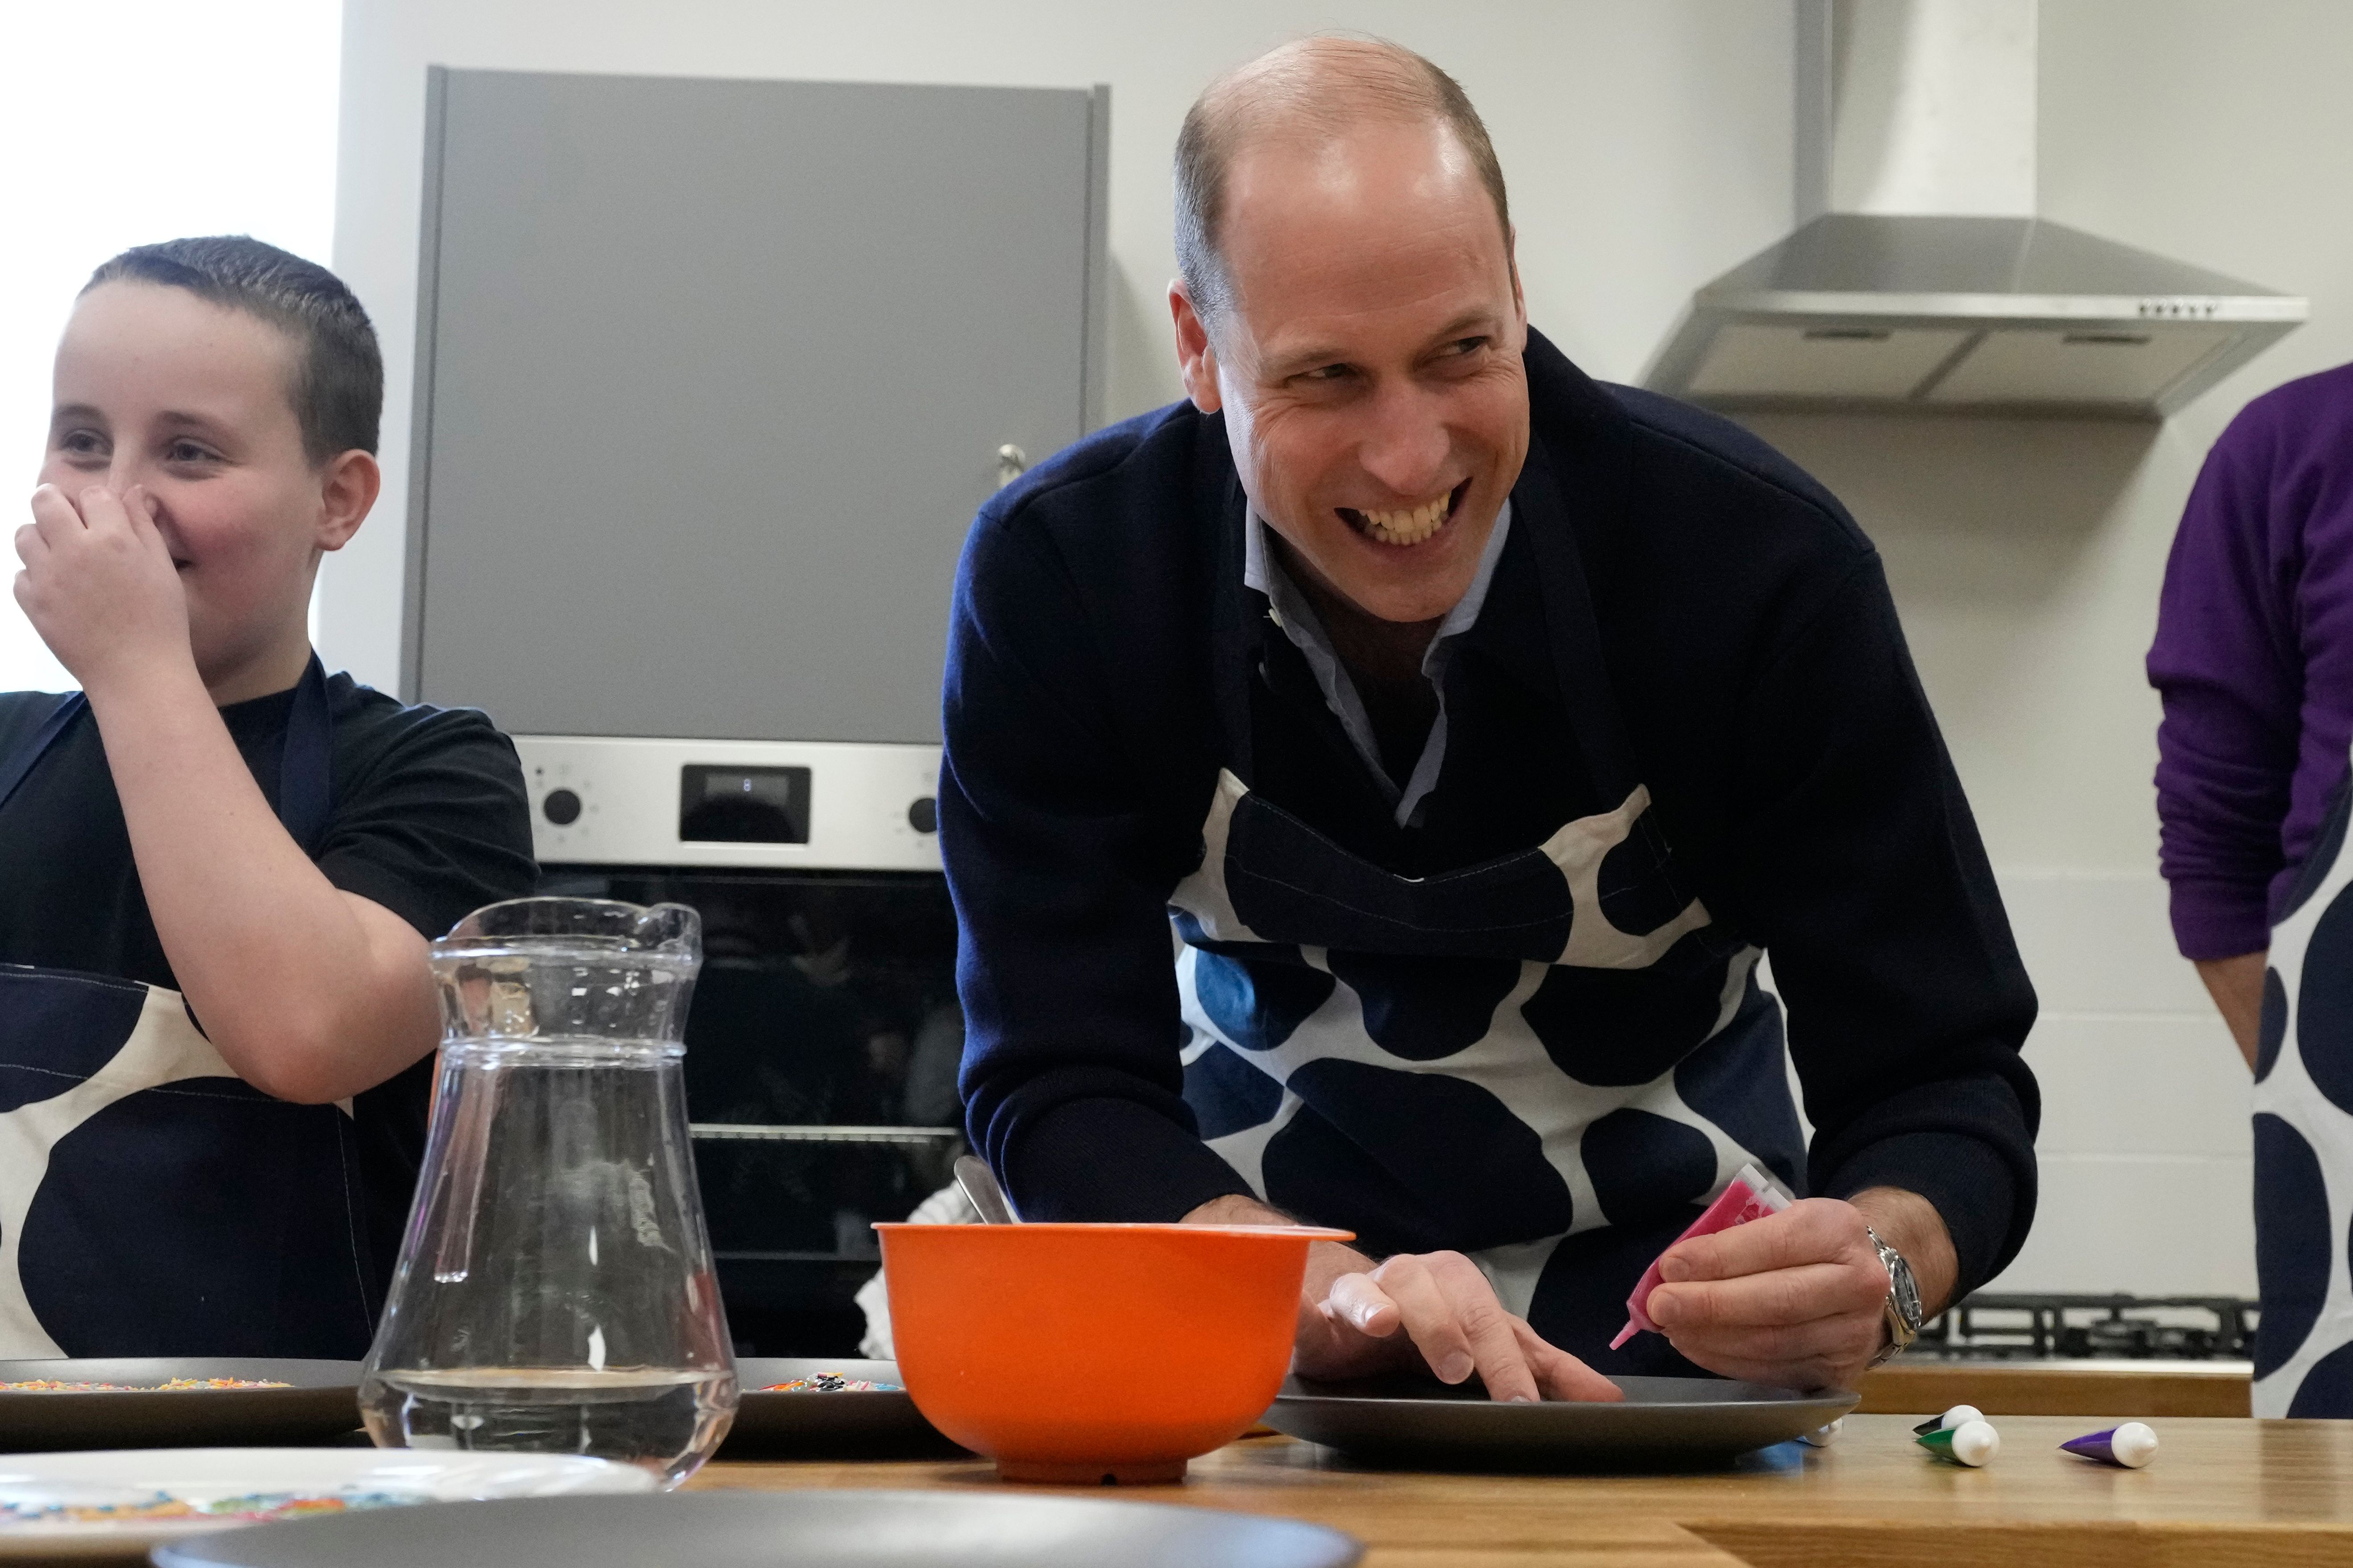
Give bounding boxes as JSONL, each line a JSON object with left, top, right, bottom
{"left": 0, "top": 237, "right": 536, "bottom": 1358}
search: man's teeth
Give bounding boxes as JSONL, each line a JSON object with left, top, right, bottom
{"left": 1358, "top": 495, "right": 1450, "bottom": 545}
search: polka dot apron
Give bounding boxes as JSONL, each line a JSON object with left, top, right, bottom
{"left": 2255, "top": 763, "right": 2353, "bottom": 1416}
{"left": 0, "top": 659, "right": 378, "bottom": 1357}
{"left": 1172, "top": 499, "right": 1806, "bottom": 1372}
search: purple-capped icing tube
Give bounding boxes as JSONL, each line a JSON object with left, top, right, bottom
{"left": 1611, "top": 1163, "right": 1794, "bottom": 1349}
{"left": 2060, "top": 1422, "right": 2158, "bottom": 1468}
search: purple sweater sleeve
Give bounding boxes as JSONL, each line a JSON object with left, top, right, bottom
{"left": 2149, "top": 366, "right": 2353, "bottom": 960}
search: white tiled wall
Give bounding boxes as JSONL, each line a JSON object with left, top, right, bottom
{"left": 1990, "top": 870, "right": 2254, "bottom": 1296}
{"left": 1766, "top": 869, "right": 2254, "bottom": 1297}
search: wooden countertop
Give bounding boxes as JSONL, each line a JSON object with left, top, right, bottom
{"left": 691, "top": 1414, "right": 2353, "bottom": 1568}
{"left": 1857, "top": 1359, "right": 2254, "bottom": 1418}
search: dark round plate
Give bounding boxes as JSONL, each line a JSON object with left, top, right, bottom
{"left": 151, "top": 1489, "right": 1364, "bottom": 1568}
{"left": 718, "top": 1358, "right": 965, "bottom": 1458}
{"left": 1263, "top": 1372, "right": 1856, "bottom": 1470}
{"left": 0, "top": 1359, "right": 360, "bottom": 1452}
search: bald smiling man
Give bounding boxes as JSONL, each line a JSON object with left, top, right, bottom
{"left": 942, "top": 38, "right": 2039, "bottom": 1399}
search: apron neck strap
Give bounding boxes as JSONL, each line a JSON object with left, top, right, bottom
{"left": 277, "top": 654, "right": 335, "bottom": 855}
{"left": 1205, "top": 435, "right": 1262, "bottom": 784}
{"left": 1510, "top": 439, "right": 1643, "bottom": 808}
{"left": 0, "top": 694, "right": 87, "bottom": 816}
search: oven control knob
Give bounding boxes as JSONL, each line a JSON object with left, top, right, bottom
{"left": 543, "top": 788, "right": 584, "bottom": 826}
{"left": 907, "top": 796, "right": 939, "bottom": 835}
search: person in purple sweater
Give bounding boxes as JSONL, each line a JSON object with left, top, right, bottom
{"left": 2149, "top": 360, "right": 2353, "bottom": 1417}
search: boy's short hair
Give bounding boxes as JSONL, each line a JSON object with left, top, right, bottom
{"left": 85, "top": 236, "right": 383, "bottom": 465}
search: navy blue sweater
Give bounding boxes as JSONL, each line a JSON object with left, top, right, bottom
{"left": 941, "top": 330, "right": 2040, "bottom": 1297}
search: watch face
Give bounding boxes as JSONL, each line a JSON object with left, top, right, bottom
{"left": 1867, "top": 1227, "right": 1924, "bottom": 1337}
{"left": 1888, "top": 1252, "right": 1924, "bottom": 1332}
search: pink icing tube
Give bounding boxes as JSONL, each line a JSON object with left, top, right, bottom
{"left": 1610, "top": 1163, "right": 1794, "bottom": 1349}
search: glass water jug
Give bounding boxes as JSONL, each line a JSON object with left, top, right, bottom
{"left": 359, "top": 897, "right": 737, "bottom": 1486}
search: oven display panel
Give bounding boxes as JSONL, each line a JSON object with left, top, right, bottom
{"left": 680, "top": 764, "right": 812, "bottom": 844}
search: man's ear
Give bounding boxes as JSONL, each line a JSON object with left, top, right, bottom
{"left": 1169, "top": 281, "right": 1223, "bottom": 414}
{"left": 315, "top": 450, "right": 381, "bottom": 552}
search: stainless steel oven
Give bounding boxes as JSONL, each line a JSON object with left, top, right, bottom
{"left": 518, "top": 735, "right": 961, "bottom": 1355}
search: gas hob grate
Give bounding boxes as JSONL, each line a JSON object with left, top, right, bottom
{"left": 1913, "top": 1293, "right": 2256, "bottom": 1361}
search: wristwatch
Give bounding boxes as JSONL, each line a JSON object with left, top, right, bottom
{"left": 1864, "top": 1225, "right": 1922, "bottom": 1368}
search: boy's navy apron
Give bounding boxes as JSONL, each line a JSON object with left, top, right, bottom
{"left": 1170, "top": 445, "right": 1806, "bottom": 1373}
{"left": 0, "top": 658, "right": 378, "bottom": 1358}
{"left": 2254, "top": 750, "right": 2353, "bottom": 1416}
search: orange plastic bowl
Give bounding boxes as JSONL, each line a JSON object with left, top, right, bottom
{"left": 876, "top": 1222, "right": 1348, "bottom": 1484}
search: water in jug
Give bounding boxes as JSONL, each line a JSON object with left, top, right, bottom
{"left": 359, "top": 897, "right": 737, "bottom": 1485}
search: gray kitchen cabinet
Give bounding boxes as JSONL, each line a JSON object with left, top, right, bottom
{"left": 403, "top": 67, "right": 1108, "bottom": 743}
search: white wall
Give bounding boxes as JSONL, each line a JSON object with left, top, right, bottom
{"left": 0, "top": 0, "right": 340, "bottom": 694}
{"left": 332, "top": 0, "right": 2353, "bottom": 1299}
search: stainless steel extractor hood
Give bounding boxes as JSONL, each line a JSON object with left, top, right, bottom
{"left": 1643, "top": 0, "right": 2305, "bottom": 418}
{"left": 1644, "top": 212, "right": 2306, "bottom": 418}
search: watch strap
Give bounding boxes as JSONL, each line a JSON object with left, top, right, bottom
{"left": 1864, "top": 1224, "right": 1921, "bottom": 1369}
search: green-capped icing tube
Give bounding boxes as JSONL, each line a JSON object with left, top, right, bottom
{"left": 1917, "top": 1418, "right": 2000, "bottom": 1466}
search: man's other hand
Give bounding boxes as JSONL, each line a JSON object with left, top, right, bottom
{"left": 1642, "top": 1189, "right": 1955, "bottom": 1392}
{"left": 1186, "top": 1194, "right": 1621, "bottom": 1403}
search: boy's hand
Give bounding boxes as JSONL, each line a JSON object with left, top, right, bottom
{"left": 16, "top": 483, "right": 194, "bottom": 692}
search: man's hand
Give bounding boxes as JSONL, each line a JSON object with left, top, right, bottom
{"left": 1187, "top": 1194, "right": 1621, "bottom": 1403}
{"left": 16, "top": 483, "right": 193, "bottom": 693}
{"left": 1643, "top": 1188, "right": 1956, "bottom": 1392}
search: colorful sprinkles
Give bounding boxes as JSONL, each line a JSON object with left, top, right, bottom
{"left": 758, "top": 1373, "right": 901, "bottom": 1393}
{"left": 0, "top": 1378, "right": 293, "bottom": 1392}
{"left": 0, "top": 1491, "right": 407, "bottom": 1526}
